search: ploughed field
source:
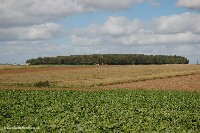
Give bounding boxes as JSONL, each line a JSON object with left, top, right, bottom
{"left": 0, "top": 64, "right": 200, "bottom": 91}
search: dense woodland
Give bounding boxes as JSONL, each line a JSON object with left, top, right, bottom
{"left": 26, "top": 54, "right": 189, "bottom": 65}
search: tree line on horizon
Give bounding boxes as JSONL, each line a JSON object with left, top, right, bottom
{"left": 26, "top": 54, "right": 189, "bottom": 65}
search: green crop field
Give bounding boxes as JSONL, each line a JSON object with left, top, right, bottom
{"left": 1, "top": 89, "right": 200, "bottom": 132}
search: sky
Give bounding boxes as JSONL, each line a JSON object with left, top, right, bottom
{"left": 0, "top": 0, "right": 200, "bottom": 64}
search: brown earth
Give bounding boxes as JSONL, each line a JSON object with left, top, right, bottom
{"left": 103, "top": 73, "right": 200, "bottom": 92}
{"left": 1, "top": 73, "right": 200, "bottom": 92}
{"left": 0, "top": 65, "right": 200, "bottom": 92}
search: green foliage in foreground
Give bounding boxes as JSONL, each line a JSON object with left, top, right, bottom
{"left": 0, "top": 89, "right": 200, "bottom": 132}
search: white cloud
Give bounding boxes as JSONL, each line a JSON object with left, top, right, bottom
{"left": 0, "top": 0, "right": 144, "bottom": 42}
{"left": 177, "top": 0, "right": 200, "bottom": 9}
{"left": 0, "top": 0, "right": 144, "bottom": 27}
{"left": 0, "top": 0, "right": 159, "bottom": 42}
{"left": 71, "top": 13, "right": 200, "bottom": 46}
{"left": 101, "top": 16, "right": 141, "bottom": 36}
{"left": 73, "top": 16, "right": 141, "bottom": 37}
{"left": 0, "top": 23, "right": 63, "bottom": 41}
{"left": 72, "top": 31, "right": 200, "bottom": 46}
{"left": 153, "top": 12, "right": 200, "bottom": 34}
{"left": 79, "top": 0, "right": 143, "bottom": 10}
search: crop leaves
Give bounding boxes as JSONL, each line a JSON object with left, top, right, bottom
{"left": 0, "top": 89, "right": 200, "bottom": 132}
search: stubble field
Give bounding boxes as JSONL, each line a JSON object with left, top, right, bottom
{"left": 0, "top": 64, "right": 200, "bottom": 91}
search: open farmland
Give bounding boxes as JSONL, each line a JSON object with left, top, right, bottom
{"left": 1, "top": 65, "right": 200, "bottom": 132}
{"left": 0, "top": 64, "right": 200, "bottom": 91}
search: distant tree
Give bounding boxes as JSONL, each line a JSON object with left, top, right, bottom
{"left": 26, "top": 54, "right": 189, "bottom": 65}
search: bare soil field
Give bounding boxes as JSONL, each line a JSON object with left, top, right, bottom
{"left": 0, "top": 65, "right": 200, "bottom": 91}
